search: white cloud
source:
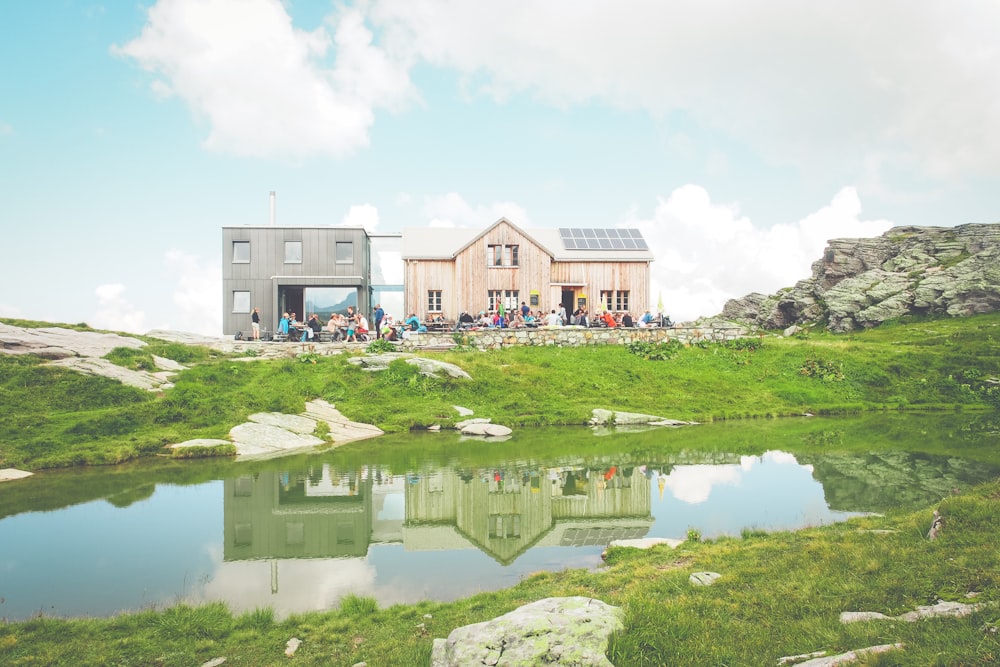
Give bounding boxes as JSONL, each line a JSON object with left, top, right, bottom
{"left": 661, "top": 465, "right": 743, "bottom": 504}
{"left": 627, "top": 185, "right": 893, "bottom": 321}
{"left": 90, "top": 284, "right": 147, "bottom": 333}
{"left": 370, "top": 0, "right": 1000, "bottom": 187}
{"left": 114, "top": 0, "right": 417, "bottom": 159}
{"left": 421, "top": 192, "right": 530, "bottom": 228}
{"left": 163, "top": 251, "right": 222, "bottom": 336}
{"left": 341, "top": 203, "right": 380, "bottom": 232}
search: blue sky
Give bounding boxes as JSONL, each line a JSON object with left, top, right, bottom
{"left": 2, "top": 0, "right": 998, "bottom": 335}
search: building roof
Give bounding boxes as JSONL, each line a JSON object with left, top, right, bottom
{"left": 402, "top": 218, "right": 654, "bottom": 262}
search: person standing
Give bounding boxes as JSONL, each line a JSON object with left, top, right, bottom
{"left": 557, "top": 303, "right": 567, "bottom": 326}
{"left": 374, "top": 303, "right": 384, "bottom": 339}
{"left": 251, "top": 307, "right": 261, "bottom": 340}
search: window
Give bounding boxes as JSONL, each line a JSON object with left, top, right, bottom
{"left": 616, "top": 290, "right": 630, "bottom": 312}
{"left": 284, "top": 241, "right": 302, "bottom": 263}
{"left": 487, "top": 290, "right": 519, "bottom": 312}
{"left": 504, "top": 245, "right": 519, "bottom": 267}
{"left": 336, "top": 241, "right": 353, "bottom": 264}
{"left": 427, "top": 290, "right": 442, "bottom": 313}
{"left": 487, "top": 244, "right": 519, "bottom": 267}
{"left": 488, "top": 290, "right": 503, "bottom": 312}
{"left": 232, "top": 241, "right": 250, "bottom": 263}
{"left": 600, "top": 290, "right": 630, "bottom": 312}
{"left": 233, "top": 290, "right": 251, "bottom": 313}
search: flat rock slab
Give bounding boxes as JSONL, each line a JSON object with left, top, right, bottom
{"left": 431, "top": 596, "right": 623, "bottom": 667}
{"left": 168, "top": 438, "right": 231, "bottom": 451}
{"left": 348, "top": 353, "right": 472, "bottom": 379}
{"left": 303, "top": 399, "right": 385, "bottom": 443}
{"left": 841, "top": 599, "right": 992, "bottom": 624}
{"left": 590, "top": 408, "right": 694, "bottom": 427}
{"left": 0, "top": 323, "right": 145, "bottom": 358}
{"left": 48, "top": 357, "right": 175, "bottom": 391}
{"left": 229, "top": 422, "right": 325, "bottom": 459}
{"left": 0, "top": 468, "right": 34, "bottom": 482}
{"left": 248, "top": 412, "right": 318, "bottom": 435}
{"left": 609, "top": 537, "right": 683, "bottom": 550}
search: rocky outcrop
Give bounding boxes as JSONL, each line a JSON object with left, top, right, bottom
{"left": 722, "top": 223, "right": 1000, "bottom": 332}
{"left": 0, "top": 324, "right": 181, "bottom": 390}
{"left": 169, "top": 399, "right": 384, "bottom": 459}
{"left": 430, "top": 597, "right": 624, "bottom": 667}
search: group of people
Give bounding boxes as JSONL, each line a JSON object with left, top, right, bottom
{"left": 254, "top": 301, "right": 670, "bottom": 342}
{"left": 452, "top": 301, "right": 669, "bottom": 330}
{"left": 268, "top": 305, "right": 376, "bottom": 343}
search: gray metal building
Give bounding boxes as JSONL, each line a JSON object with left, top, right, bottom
{"left": 221, "top": 224, "right": 402, "bottom": 338}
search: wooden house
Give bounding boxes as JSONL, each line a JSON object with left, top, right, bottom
{"left": 401, "top": 218, "right": 653, "bottom": 319}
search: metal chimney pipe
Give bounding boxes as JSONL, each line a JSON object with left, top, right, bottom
{"left": 269, "top": 191, "right": 276, "bottom": 225}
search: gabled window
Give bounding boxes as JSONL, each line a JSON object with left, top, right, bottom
{"left": 487, "top": 244, "right": 519, "bottom": 267}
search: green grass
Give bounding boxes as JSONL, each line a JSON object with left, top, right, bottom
{"left": 2, "top": 313, "right": 999, "bottom": 470}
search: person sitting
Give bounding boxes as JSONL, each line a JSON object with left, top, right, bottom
{"left": 278, "top": 312, "right": 290, "bottom": 336}
{"left": 357, "top": 314, "right": 370, "bottom": 339}
{"left": 304, "top": 313, "right": 322, "bottom": 341}
{"left": 405, "top": 313, "right": 424, "bottom": 332}
{"left": 622, "top": 312, "right": 634, "bottom": 327}
{"left": 638, "top": 310, "right": 655, "bottom": 327}
{"left": 601, "top": 310, "right": 617, "bottom": 328}
{"left": 326, "top": 314, "right": 345, "bottom": 341}
{"left": 509, "top": 312, "right": 525, "bottom": 328}
{"left": 545, "top": 309, "right": 562, "bottom": 326}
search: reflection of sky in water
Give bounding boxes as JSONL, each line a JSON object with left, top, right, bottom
{"left": 0, "top": 452, "right": 879, "bottom": 621}
{"left": 651, "top": 451, "right": 864, "bottom": 539}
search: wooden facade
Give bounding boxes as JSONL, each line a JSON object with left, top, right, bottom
{"left": 402, "top": 218, "right": 652, "bottom": 319}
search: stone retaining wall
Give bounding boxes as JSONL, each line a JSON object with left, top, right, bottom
{"left": 399, "top": 324, "right": 749, "bottom": 351}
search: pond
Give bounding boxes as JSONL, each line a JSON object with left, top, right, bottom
{"left": 1, "top": 413, "right": 998, "bottom": 621}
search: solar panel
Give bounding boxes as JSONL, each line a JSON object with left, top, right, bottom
{"left": 557, "top": 227, "right": 648, "bottom": 251}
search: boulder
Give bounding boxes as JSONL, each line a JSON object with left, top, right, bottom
{"left": 721, "top": 223, "right": 1000, "bottom": 331}
{"left": 430, "top": 597, "right": 624, "bottom": 667}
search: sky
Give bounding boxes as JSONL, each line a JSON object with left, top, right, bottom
{"left": 1, "top": 0, "right": 998, "bottom": 336}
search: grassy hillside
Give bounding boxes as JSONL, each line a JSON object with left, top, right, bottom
{"left": 1, "top": 313, "right": 998, "bottom": 470}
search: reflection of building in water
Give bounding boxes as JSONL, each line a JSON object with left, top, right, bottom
{"left": 224, "top": 465, "right": 373, "bottom": 561}
{"left": 404, "top": 465, "right": 653, "bottom": 564}
{"left": 223, "top": 462, "right": 654, "bottom": 566}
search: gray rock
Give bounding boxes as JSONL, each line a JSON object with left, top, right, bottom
{"left": 0, "top": 323, "right": 145, "bottom": 358}
{"left": 689, "top": 571, "right": 722, "bottom": 586}
{"left": 228, "top": 422, "right": 325, "bottom": 459}
{"left": 48, "top": 357, "right": 176, "bottom": 391}
{"left": 247, "top": 412, "right": 318, "bottom": 435}
{"left": 455, "top": 418, "right": 492, "bottom": 429}
{"left": 348, "top": 353, "right": 471, "bottom": 379}
{"left": 452, "top": 405, "right": 475, "bottom": 416}
{"left": 841, "top": 599, "right": 992, "bottom": 624}
{"left": 789, "top": 643, "right": 903, "bottom": 666}
{"left": 590, "top": 409, "right": 692, "bottom": 427}
{"left": 721, "top": 223, "right": 1000, "bottom": 331}
{"left": 430, "top": 597, "right": 624, "bottom": 667}
{"left": 0, "top": 468, "right": 34, "bottom": 482}
{"left": 460, "top": 422, "right": 512, "bottom": 437}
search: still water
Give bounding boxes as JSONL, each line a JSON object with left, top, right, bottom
{"left": 1, "top": 413, "right": 997, "bottom": 620}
